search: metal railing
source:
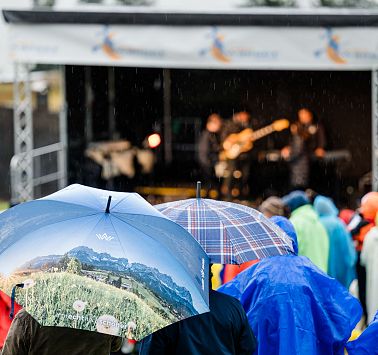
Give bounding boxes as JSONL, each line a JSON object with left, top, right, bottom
{"left": 10, "top": 142, "right": 66, "bottom": 205}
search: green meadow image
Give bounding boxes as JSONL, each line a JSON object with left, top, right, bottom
{"left": 0, "top": 246, "right": 199, "bottom": 340}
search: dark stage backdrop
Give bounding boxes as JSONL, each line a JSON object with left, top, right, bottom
{"left": 66, "top": 66, "right": 371, "bottom": 200}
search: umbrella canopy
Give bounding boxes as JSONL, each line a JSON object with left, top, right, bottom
{"left": 0, "top": 184, "right": 209, "bottom": 340}
{"left": 155, "top": 198, "right": 294, "bottom": 264}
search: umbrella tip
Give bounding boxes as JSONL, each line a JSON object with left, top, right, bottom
{"left": 105, "top": 196, "right": 112, "bottom": 213}
{"left": 196, "top": 181, "right": 202, "bottom": 199}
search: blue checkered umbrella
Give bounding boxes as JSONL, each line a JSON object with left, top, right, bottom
{"left": 156, "top": 196, "right": 294, "bottom": 265}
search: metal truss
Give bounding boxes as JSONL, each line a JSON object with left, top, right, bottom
{"left": 12, "top": 63, "right": 34, "bottom": 203}
{"left": 11, "top": 65, "right": 68, "bottom": 204}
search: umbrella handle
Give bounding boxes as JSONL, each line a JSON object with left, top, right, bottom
{"left": 10, "top": 283, "right": 24, "bottom": 320}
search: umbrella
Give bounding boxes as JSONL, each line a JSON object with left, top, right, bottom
{"left": 0, "top": 184, "right": 209, "bottom": 340}
{"left": 155, "top": 183, "right": 294, "bottom": 264}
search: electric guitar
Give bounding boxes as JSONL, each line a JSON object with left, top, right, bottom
{"left": 220, "top": 119, "right": 290, "bottom": 160}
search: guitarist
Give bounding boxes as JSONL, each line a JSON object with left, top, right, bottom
{"left": 221, "top": 111, "right": 254, "bottom": 199}
{"left": 281, "top": 108, "right": 326, "bottom": 189}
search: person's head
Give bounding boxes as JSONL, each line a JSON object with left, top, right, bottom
{"left": 233, "top": 111, "right": 250, "bottom": 124}
{"left": 260, "top": 196, "right": 285, "bottom": 218}
{"left": 206, "top": 114, "right": 222, "bottom": 133}
{"left": 282, "top": 190, "right": 310, "bottom": 214}
{"left": 360, "top": 191, "right": 378, "bottom": 221}
{"left": 298, "top": 108, "right": 313, "bottom": 125}
{"left": 270, "top": 216, "right": 298, "bottom": 255}
{"left": 305, "top": 188, "right": 319, "bottom": 204}
{"left": 313, "top": 195, "right": 338, "bottom": 218}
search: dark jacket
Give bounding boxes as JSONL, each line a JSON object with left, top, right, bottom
{"left": 2, "top": 309, "right": 122, "bottom": 355}
{"left": 198, "top": 130, "right": 222, "bottom": 171}
{"left": 288, "top": 122, "right": 326, "bottom": 187}
{"left": 139, "top": 290, "right": 256, "bottom": 355}
{"left": 0, "top": 291, "right": 21, "bottom": 350}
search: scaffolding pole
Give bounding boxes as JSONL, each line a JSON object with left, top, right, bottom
{"left": 372, "top": 69, "right": 378, "bottom": 191}
{"left": 57, "top": 65, "right": 68, "bottom": 190}
{"left": 163, "top": 68, "right": 172, "bottom": 164}
{"left": 12, "top": 62, "right": 34, "bottom": 203}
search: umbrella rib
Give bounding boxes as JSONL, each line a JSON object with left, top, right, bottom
{"left": 214, "top": 208, "right": 252, "bottom": 264}
{"left": 107, "top": 215, "right": 129, "bottom": 266}
{"left": 109, "top": 194, "right": 132, "bottom": 211}
{"left": 219, "top": 220, "right": 240, "bottom": 264}
{"left": 78, "top": 212, "right": 109, "bottom": 248}
{"left": 37, "top": 199, "right": 99, "bottom": 213}
{"left": 111, "top": 214, "right": 192, "bottom": 276}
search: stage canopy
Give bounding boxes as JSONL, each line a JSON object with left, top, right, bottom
{"left": 3, "top": 8, "right": 378, "bottom": 70}
{"left": 4, "top": 5, "right": 378, "bottom": 202}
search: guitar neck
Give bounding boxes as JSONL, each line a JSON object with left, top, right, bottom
{"left": 250, "top": 124, "right": 275, "bottom": 142}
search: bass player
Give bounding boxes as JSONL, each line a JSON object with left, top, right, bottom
{"left": 281, "top": 108, "right": 326, "bottom": 190}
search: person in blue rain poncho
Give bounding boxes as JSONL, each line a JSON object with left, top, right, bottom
{"left": 346, "top": 310, "right": 378, "bottom": 355}
{"left": 218, "top": 216, "right": 362, "bottom": 355}
{"left": 313, "top": 195, "right": 357, "bottom": 289}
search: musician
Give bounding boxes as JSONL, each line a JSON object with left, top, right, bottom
{"left": 281, "top": 108, "right": 326, "bottom": 189}
{"left": 198, "top": 114, "right": 223, "bottom": 190}
{"left": 221, "top": 111, "right": 253, "bottom": 199}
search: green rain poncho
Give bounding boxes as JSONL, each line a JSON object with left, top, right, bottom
{"left": 290, "top": 204, "right": 329, "bottom": 272}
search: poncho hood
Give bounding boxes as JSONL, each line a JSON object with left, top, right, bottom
{"left": 314, "top": 195, "right": 339, "bottom": 217}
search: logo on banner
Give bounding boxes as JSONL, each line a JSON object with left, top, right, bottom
{"left": 314, "top": 28, "right": 347, "bottom": 64}
{"left": 315, "top": 28, "right": 378, "bottom": 64}
{"left": 199, "top": 27, "right": 231, "bottom": 63}
{"left": 93, "top": 26, "right": 164, "bottom": 60}
{"left": 93, "top": 26, "right": 121, "bottom": 60}
{"left": 199, "top": 27, "right": 278, "bottom": 64}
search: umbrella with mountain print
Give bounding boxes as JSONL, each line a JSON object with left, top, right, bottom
{"left": 0, "top": 184, "right": 209, "bottom": 340}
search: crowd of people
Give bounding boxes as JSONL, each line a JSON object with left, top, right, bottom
{"left": 212, "top": 189, "right": 378, "bottom": 354}
{"left": 0, "top": 188, "right": 377, "bottom": 354}
{"left": 0, "top": 106, "right": 375, "bottom": 354}
{"left": 255, "top": 189, "right": 378, "bottom": 326}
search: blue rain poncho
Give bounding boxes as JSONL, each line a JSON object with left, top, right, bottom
{"left": 314, "top": 196, "right": 357, "bottom": 288}
{"left": 219, "top": 256, "right": 362, "bottom": 354}
{"left": 346, "top": 310, "right": 378, "bottom": 355}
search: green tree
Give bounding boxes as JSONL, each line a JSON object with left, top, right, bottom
{"left": 58, "top": 254, "right": 70, "bottom": 271}
{"left": 66, "top": 258, "right": 82, "bottom": 275}
{"left": 320, "top": 0, "right": 378, "bottom": 7}
{"left": 114, "top": 277, "right": 122, "bottom": 288}
{"left": 243, "top": 0, "right": 296, "bottom": 6}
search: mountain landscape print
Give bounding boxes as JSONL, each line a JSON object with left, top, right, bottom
{"left": 0, "top": 185, "right": 210, "bottom": 340}
{"left": 0, "top": 245, "right": 198, "bottom": 340}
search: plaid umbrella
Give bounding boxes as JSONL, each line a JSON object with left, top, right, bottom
{"left": 156, "top": 195, "right": 294, "bottom": 265}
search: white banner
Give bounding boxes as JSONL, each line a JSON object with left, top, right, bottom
{"left": 7, "top": 24, "right": 378, "bottom": 70}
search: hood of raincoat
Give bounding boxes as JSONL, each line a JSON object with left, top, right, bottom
{"left": 346, "top": 310, "right": 378, "bottom": 354}
{"left": 314, "top": 196, "right": 356, "bottom": 288}
{"left": 219, "top": 255, "right": 362, "bottom": 355}
{"left": 282, "top": 190, "right": 309, "bottom": 213}
{"left": 314, "top": 196, "right": 339, "bottom": 217}
{"left": 291, "top": 203, "right": 319, "bottom": 221}
{"left": 270, "top": 216, "right": 298, "bottom": 255}
{"left": 360, "top": 191, "right": 378, "bottom": 221}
